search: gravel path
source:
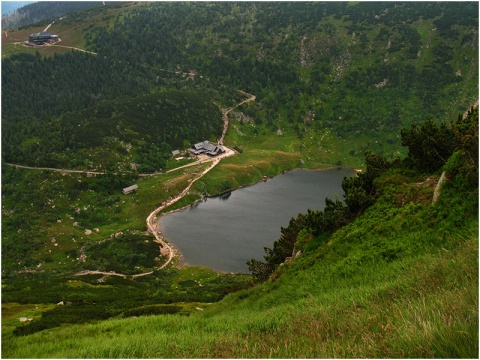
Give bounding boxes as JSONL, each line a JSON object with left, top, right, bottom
{"left": 74, "top": 90, "right": 255, "bottom": 278}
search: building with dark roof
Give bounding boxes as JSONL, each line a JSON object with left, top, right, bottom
{"left": 28, "top": 31, "right": 59, "bottom": 44}
{"left": 122, "top": 184, "right": 139, "bottom": 194}
{"left": 189, "top": 141, "right": 225, "bottom": 156}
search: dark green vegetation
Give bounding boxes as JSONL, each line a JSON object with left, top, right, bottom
{"left": 83, "top": 232, "right": 160, "bottom": 274}
{"left": 85, "top": 2, "right": 477, "bottom": 150}
{"left": 2, "top": 2, "right": 478, "bottom": 171}
{"left": 1, "top": 2, "right": 478, "bottom": 358}
{"left": 3, "top": 268, "right": 250, "bottom": 337}
{"left": 3, "top": 86, "right": 222, "bottom": 171}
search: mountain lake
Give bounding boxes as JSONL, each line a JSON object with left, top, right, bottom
{"left": 158, "top": 167, "right": 357, "bottom": 273}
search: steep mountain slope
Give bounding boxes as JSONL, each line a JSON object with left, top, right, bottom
{"left": 1, "top": 3, "right": 478, "bottom": 358}
{"left": 2, "top": 2, "right": 478, "bottom": 171}
{"left": 85, "top": 2, "right": 478, "bottom": 136}
{"left": 3, "top": 88, "right": 222, "bottom": 172}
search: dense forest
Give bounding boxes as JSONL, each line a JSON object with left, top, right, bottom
{"left": 85, "top": 2, "right": 477, "bottom": 132}
{"left": 2, "top": 2, "right": 477, "bottom": 171}
{"left": 3, "top": 82, "right": 222, "bottom": 172}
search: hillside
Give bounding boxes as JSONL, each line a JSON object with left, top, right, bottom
{"left": 1, "top": 2, "right": 478, "bottom": 358}
{"left": 3, "top": 88, "right": 223, "bottom": 172}
{"left": 2, "top": 2, "right": 478, "bottom": 171}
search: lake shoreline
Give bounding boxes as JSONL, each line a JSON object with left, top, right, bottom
{"left": 157, "top": 165, "right": 356, "bottom": 226}
{"left": 157, "top": 166, "right": 358, "bottom": 273}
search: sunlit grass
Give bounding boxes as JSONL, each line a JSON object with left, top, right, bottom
{"left": 4, "top": 233, "right": 476, "bottom": 358}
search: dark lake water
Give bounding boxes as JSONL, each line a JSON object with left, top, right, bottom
{"left": 158, "top": 168, "right": 356, "bottom": 273}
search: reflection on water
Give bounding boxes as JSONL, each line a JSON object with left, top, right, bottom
{"left": 159, "top": 168, "right": 356, "bottom": 273}
{"left": 219, "top": 192, "right": 232, "bottom": 201}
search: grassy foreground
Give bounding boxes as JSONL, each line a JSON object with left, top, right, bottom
{"left": 3, "top": 164, "right": 477, "bottom": 358}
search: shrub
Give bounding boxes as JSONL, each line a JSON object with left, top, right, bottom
{"left": 122, "top": 305, "right": 182, "bottom": 317}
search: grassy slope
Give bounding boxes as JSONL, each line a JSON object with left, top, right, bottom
{"left": 4, "top": 168, "right": 477, "bottom": 358}
{"left": 1, "top": 3, "right": 477, "bottom": 357}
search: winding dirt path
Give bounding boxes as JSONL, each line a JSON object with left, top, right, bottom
{"left": 43, "top": 22, "right": 53, "bottom": 32}
{"left": 149, "top": 91, "right": 256, "bottom": 269}
{"left": 5, "top": 91, "right": 255, "bottom": 280}
{"left": 74, "top": 90, "right": 255, "bottom": 278}
{"left": 146, "top": 153, "right": 231, "bottom": 269}
{"left": 219, "top": 91, "right": 256, "bottom": 145}
{"left": 4, "top": 160, "right": 210, "bottom": 176}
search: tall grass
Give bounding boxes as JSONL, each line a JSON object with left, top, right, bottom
{"left": 4, "top": 183, "right": 477, "bottom": 358}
